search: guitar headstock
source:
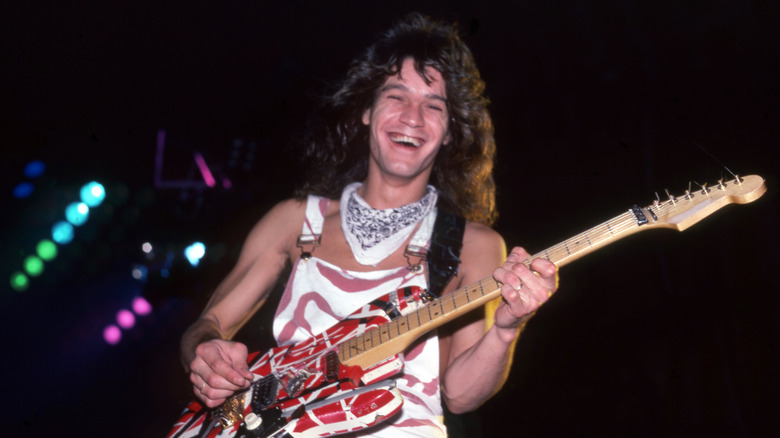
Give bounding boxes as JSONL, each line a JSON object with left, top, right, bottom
{"left": 639, "top": 175, "right": 766, "bottom": 232}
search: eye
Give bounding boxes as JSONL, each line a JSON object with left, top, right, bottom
{"left": 427, "top": 104, "right": 443, "bottom": 112}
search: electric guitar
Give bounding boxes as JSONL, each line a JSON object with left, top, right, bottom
{"left": 167, "top": 175, "right": 766, "bottom": 438}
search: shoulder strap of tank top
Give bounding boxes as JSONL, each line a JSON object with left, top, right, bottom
{"left": 297, "top": 195, "right": 328, "bottom": 260}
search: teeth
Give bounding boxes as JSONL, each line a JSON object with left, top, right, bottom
{"left": 390, "top": 134, "right": 423, "bottom": 147}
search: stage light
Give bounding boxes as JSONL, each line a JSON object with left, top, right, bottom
{"left": 184, "top": 242, "right": 206, "bottom": 267}
{"left": 13, "top": 182, "right": 34, "bottom": 199}
{"left": 36, "top": 239, "right": 58, "bottom": 261}
{"left": 24, "top": 160, "right": 46, "bottom": 178}
{"left": 65, "top": 202, "right": 89, "bottom": 226}
{"left": 104, "top": 325, "right": 121, "bottom": 345}
{"left": 24, "top": 255, "right": 44, "bottom": 277}
{"left": 52, "top": 221, "right": 74, "bottom": 244}
{"left": 117, "top": 309, "right": 136, "bottom": 329}
{"left": 10, "top": 272, "right": 29, "bottom": 292}
{"left": 80, "top": 181, "right": 105, "bottom": 207}
{"left": 132, "top": 297, "right": 152, "bottom": 315}
{"left": 131, "top": 264, "right": 148, "bottom": 281}
{"left": 142, "top": 242, "right": 153, "bottom": 254}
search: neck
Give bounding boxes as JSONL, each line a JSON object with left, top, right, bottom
{"left": 358, "top": 172, "right": 432, "bottom": 210}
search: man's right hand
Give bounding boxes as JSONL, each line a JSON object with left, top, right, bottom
{"left": 188, "top": 339, "right": 255, "bottom": 407}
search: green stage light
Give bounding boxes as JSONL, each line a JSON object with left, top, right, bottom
{"left": 10, "top": 272, "right": 29, "bottom": 292}
{"left": 37, "top": 239, "right": 58, "bottom": 261}
{"left": 24, "top": 255, "right": 44, "bottom": 277}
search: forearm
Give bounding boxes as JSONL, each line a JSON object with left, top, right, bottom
{"left": 441, "top": 317, "right": 530, "bottom": 413}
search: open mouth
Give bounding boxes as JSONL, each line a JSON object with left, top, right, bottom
{"left": 389, "top": 133, "right": 424, "bottom": 148}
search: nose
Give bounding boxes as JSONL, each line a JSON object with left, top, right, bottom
{"left": 399, "top": 102, "right": 424, "bottom": 127}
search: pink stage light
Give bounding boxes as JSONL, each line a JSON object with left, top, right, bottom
{"left": 117, "top": 309, "right": 136, "bottom": 329}
{"left": 104, "top": 325, "right": 122, "bottom": 345}
{"left": 193, "top": 151, "right": 216, "bottom": 187}
{"left": 132, "top": 296, "right": 152, "bottom": 315}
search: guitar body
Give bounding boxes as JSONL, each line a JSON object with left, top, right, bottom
{"left": 167, "top": 286, "right": 432, "bottom": 438}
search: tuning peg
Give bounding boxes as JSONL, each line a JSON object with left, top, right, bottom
{"left": 684, "top": 182, "right": 694, "bottom": 200}
{"left": 665, "top": 189, "right": 677, "bottom": 204}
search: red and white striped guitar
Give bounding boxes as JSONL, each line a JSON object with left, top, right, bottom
{"left": 167, "top": 175, "right": 766, "bottom": 438}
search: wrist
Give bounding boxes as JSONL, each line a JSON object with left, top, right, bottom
{"left": 492, "top": 311, "right": 535, "bottom": 344}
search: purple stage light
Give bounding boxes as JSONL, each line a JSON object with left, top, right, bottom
{"left": 117, "top": 309, "right": 136, "bottom": 329}
{"left": 132, "top": 296, "right": 152, "bottom": 315}
{"left": 104, "top": 325, "right": 122, "bottom": 345}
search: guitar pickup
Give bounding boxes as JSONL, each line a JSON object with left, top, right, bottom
{"left": 251, "top": 374, "right": 280, "bottom": 411}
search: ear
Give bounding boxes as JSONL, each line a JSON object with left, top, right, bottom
{"left": 362, "top": 107, "right": 371, "bottom": 126}
{"left": 443, "top": 129, "right": 451, "bottom": 146}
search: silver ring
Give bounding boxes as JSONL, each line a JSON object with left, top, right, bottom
{"left": 200, "top": 382, "right": 206, "bottom": 391}
{"left": 513, "top": 283, "right": 523, "bottom": 291}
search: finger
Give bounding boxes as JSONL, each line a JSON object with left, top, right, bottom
{"left": 529, "top": 258, "right": 557, "bottom": 279}
{"left": 205, "top": 357, "right": 252, "bottom": 390}
{"left": 507, "top": 246, "right": 531, "bottom": 261}
{"left": 494, "top": 266, "right": 524, "bottom": 293}
{"left": 225, "top": 343, "right": 255, "bottom": 381}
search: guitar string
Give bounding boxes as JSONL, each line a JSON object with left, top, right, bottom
{"left": 341, "top": 213, "right": 641, "bottom": 360}
{"left": 341, "top": 185, "right": 731, "bottom": 360}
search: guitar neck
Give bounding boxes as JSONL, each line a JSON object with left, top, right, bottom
{"left": 338, "top": 210, "right": 643, "bottom": 368}
{"left": 338, "top": 175, "right": 766, "bottom": 369}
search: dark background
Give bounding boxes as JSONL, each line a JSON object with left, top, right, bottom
{"left": 2, "top": 1, "right": 778, "bottom": 437}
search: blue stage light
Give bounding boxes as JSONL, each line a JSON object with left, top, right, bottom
{"left": 13, "top": 182, "right": 35, "bottom": 199}
{"left": 65, "top": 202, "right": 89, "bottom": 226}
{"left": 184, "top": 242, "right": 206, "bottom": 267}
{"left": 52, "top": 221, "right": 75, "bottom": 244}
{"left": 23, "top": 160, "right": 46, "bottom": 178}
{"left": 80, "top": 181, "right": 106, "bottom": 207}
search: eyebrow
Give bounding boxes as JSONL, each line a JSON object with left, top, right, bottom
{"left": 379, "top": 83, "right": 448, "bottom": 104}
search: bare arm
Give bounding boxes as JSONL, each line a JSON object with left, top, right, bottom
{"left": 180, "top": 199, "right": 304, "bottom": 407}
{"left": 439, "top": 224, "right": 558, "bottom": 414}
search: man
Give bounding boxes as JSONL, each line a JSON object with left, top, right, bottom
{"left": 179, "top": 13, "right": 557, "bottom": 437}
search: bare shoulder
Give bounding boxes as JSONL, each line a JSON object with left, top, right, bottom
{"left": 251, "top": 198, "right": 305, "bottom": 229}
{"left": 239, "top": 198, "right": 307, "bottom": 263}
{"left": 462, "top": 221, "right": 504, "bottom": 250}
{"left": 458, "top": 221, "right": 507, "bottom": 284}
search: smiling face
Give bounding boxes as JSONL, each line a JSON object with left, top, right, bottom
{"left": 362, "top": 58, "right": 451, "bottom": 187}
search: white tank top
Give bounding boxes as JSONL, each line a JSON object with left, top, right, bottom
{"left": 273, "top": 195, "right": 447, "bottom": 438}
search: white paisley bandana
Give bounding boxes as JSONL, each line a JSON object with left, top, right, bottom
{"left": 340, "top": 182, "right": 437, "bottom": 266}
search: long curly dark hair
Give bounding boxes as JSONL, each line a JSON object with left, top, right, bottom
{"left": 295, "top": 13, "right": 497, "bottom": 226}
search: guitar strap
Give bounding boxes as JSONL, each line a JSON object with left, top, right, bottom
{"left": 425, "top": 210, "right": 466, "bottom": 298}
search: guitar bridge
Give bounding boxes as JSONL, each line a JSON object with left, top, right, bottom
{"left": 213, "top": 392, "right": 246, "bottom": 429}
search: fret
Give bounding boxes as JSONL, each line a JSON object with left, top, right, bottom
{"left": 450, "top": 292, "right": 457, "bottom": 312}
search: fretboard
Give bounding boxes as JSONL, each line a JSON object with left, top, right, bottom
{"left": 337, "top": 209, "right": 645, "bottom": 369}
{"left": 337, "top": 174, "right": 766, "bottom": 369}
